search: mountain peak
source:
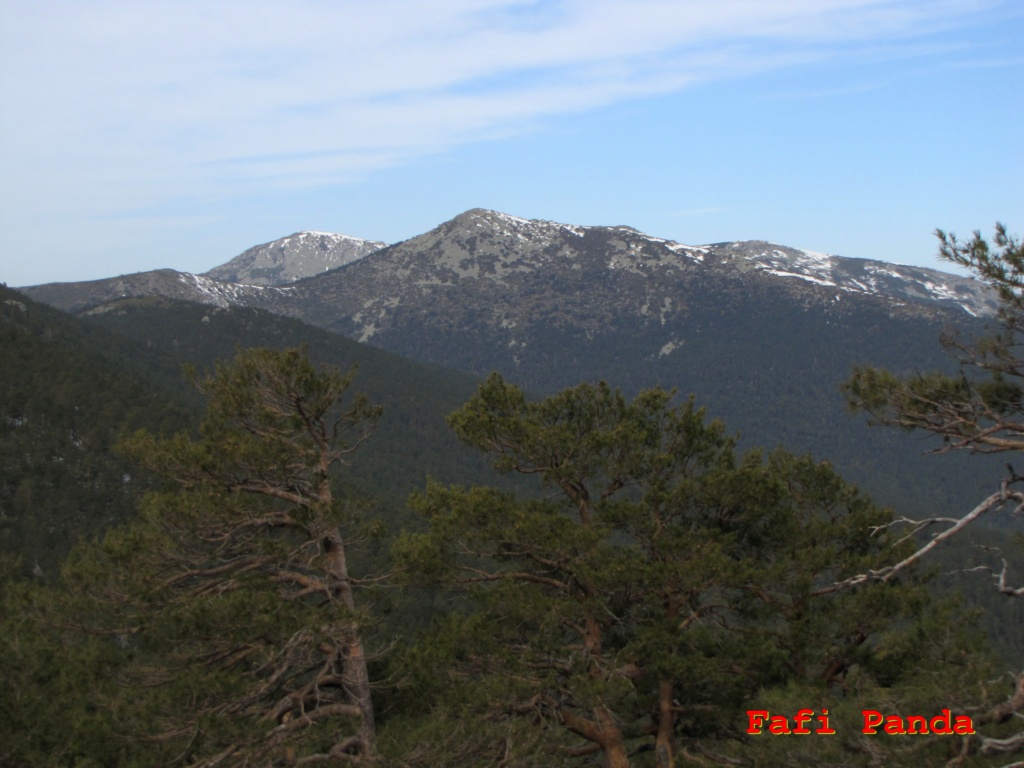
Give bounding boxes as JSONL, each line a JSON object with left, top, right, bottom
{"left": 446, "top": 208, "right": 589, "bottom": 238}
{"left": 20, "top": 209, "right": 998, "bottom": 323}
{"left": 390, "top": 210, "right": 996, "bottom": 319}
{"left": 203, "top": 230, "right": 386, "bottom": 286}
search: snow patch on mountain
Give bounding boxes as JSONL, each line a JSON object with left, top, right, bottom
{"left": 463, "top": 208, "right": 589, "bottom": 246}
{"left": 19, "top": 207, "right": 998, "bottom": 325}
{"left": 176, "top": 272, "right": 282, "bottom": 307}
{"left": 716, "top": 240, "right": 997, "bottom": 318}
{"left": 204, "top": 230, "right": 386, "bottom": 286}
{"left": 764, "top": 269, "right": 836, "bottom": 287}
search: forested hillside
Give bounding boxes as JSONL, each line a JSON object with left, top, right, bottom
{"left": 80, "top": 297, "right": 514, "bottom": 504}
{"left": 22, "top": 209, "right": 1006, "bottom": 522}
{"left": 0, "top": 289, "right": 519, "bottom": 573}
{"left": 3, "top": 344, "right": 1019, "bottom": 767}
{"left": 3, "top": 251, "right": 1021, "bottom": 766}
{"left": 0, "top": 286, "right": 194, "bottom": 574}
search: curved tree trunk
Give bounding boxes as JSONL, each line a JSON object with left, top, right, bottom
{"left": 596, "top": 705, "right": 630, "bottom": 768}
{"left": 323, "top": 527, "right": 376, "bottom": 757}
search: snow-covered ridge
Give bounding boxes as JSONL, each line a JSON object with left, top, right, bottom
{"left": 20, "top": 208, "right": 997, "bottom": 323}
{"left": 176, "top": 272, "right": 285, "bottom": 307}
{"left": 294, "top": 230, "right": 362, "bottom": 239}
{"left": 465, "top": 208, "right": 589, "bottom": 242}
{"left": 719, "top": 241, "right": 997, "bottom": 318}
{"left": 277, "top": 230, "right": 378, "bottom": 246}
{"left": 378, "top": 209, "right": 998, "bottom": 319}
{"left": 741, "top": 244, "right": 837, "bottom": 287}
{"left": 463, "top": 209, "right": 707, "bottom": 264}
{"left": 204, "top": 230, "right": 386, "bottom": 286}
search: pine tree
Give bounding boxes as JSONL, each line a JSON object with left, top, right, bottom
{"left": 65, "top": 346, "right": 383, "bottom": 765}
{"left": 844, "top": 224, "right": 1024, "bottom": 762}
{"left": 396, "top": 374, "right": 952, "bottom": 766}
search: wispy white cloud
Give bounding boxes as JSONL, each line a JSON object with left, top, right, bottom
{"left": 0, "top": 0, "right": 1010, "bottom": 235}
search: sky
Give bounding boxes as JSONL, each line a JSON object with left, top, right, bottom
{"left": 1, "top": 0, "right": 1021, "bottom": 287}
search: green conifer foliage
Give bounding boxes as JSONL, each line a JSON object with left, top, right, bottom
{"left": 63, "top": 346, "right": 383, "bottom": 765}
{"left": 844, "top": 224, "right": 1024, "bottom": 761}
{"left": 396, "top": 374, "right": 965, "bottom": 767}
{"left": 845, "top": 225, "right": 1024, "bottom": 460}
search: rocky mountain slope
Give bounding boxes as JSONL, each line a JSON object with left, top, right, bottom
{"left": 285, "top": 209, "right": 996, "bottom": 348}
{"left": 20, "top": 209, "right": 996, "bottom": 324}
{"left": 20, "top": 268, "right": 290, "bottom": 315}
{"left": 204, "top": 230, "right": 385, "bottom": 286}
{"left": 19, "top": 229, "right": 387, "bottom": 313}
{"left": 18, "top": 209, "right": 1002, "bottom": 517}
{"left": 712, "top": 238, "right": 996, "bottom": 317}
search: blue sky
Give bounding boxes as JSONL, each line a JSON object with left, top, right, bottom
{"left": 1, "top": 0, "right": 1021, "bottom": 286}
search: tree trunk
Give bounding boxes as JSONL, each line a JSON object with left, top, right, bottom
{"left": 323, "top": 527, "right": 376, "bottom": 757}
{"left": 655, "top": 678, "right": 675, "bottom": 767}
{"left": 596, "top": 705, "right": 630, "bottom": 768}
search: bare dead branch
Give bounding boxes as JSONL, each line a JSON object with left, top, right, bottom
{"left": 979, "top": 731, "right": 1024, "bottom": 757}
{"left": 819, "top": 481, "right": 1022, "bottom": 596}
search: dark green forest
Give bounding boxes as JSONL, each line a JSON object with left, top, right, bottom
{"left": 2, "top": 222, "right": 1023, "bottom": 768}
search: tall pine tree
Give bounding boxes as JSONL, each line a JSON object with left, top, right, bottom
{"left": 396, "top": 374, "right": 968, "bottom": 766}
{"left": 65, "top": 346, "right": 383, "bottom": 765}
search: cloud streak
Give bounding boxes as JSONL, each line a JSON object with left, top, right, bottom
{"left": 0, "top": 0, "right": 1012, "bottom": 273}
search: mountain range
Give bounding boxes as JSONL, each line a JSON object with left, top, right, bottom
{"left": 21, "top": 208, "right": 996, "bottom": 321}
{"left": 9, "top": 203, "right": 1024, "bottom": 768}
{"left": 16, "top": 208, "right": 1002, "bottom": 516}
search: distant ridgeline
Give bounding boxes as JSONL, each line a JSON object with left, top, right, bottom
{"left": 18, "top": 209, "right": 1005, "bottom": 522}
{"left": 1, "top": 275, "right": 1021, "bottom": 660}
{"left": 4, "top": 215, "right": 1023, "bottom": 766}
{"left": 0, "top": 286, "right": 507, "bottom": 574}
